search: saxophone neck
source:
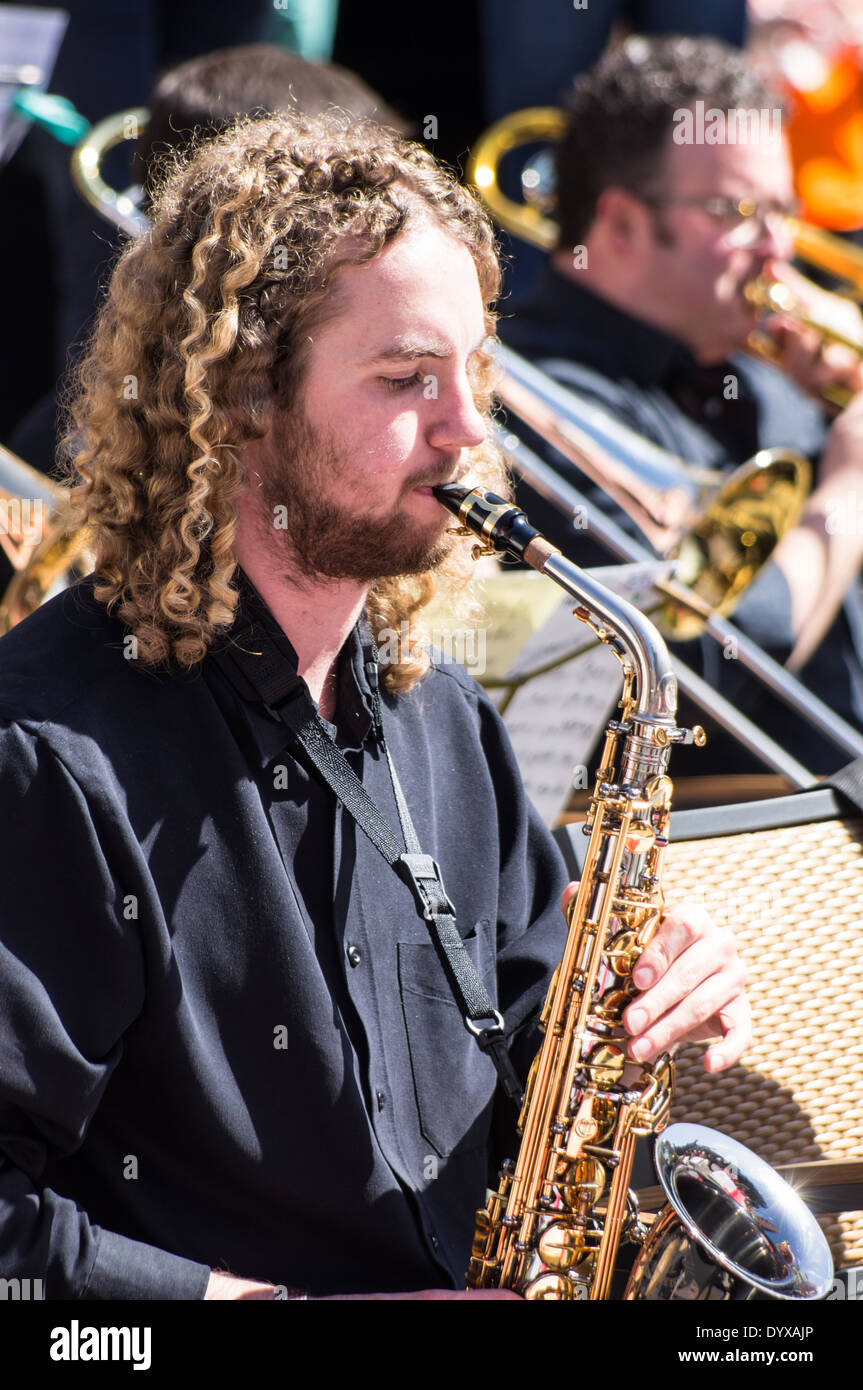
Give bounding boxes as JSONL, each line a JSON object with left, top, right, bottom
{"left": 538, "top": 549, "right": 677, "bottom": 726}
{"left": 433, "top": 483, "right": 697, "bottom": 740}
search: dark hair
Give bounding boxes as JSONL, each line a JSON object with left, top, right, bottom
{"left": 136, "top": 43, "right": 410, "bottom": 196}
{"left": 556, "top": 35, "right": 781, "bottom": 249}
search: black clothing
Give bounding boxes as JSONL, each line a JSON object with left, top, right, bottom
{"left": 500, "top": 265, "right": 863, "bottom": 771}
{"left": 0, "top": 576, "right": 568, "bottom": 1298}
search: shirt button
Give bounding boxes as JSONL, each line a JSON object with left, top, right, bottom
{"left": 376, "top": 1089, "right": 386, "bottom": 1111}
{"left": 430, "top": 1234, "right": 440, "bottom": 1252}
{"left": 346, "top": 945, "right": 362, "bottom": 967}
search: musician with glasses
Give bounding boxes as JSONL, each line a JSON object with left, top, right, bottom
{"left": 501, "top": 35, "right": 863, "bottom": 770}
{"left": 0, "top": 111, "right": 748, "bottom": 1301}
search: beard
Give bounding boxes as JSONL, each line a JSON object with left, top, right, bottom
{"left": 254, "top": 409, "right": 458, "bottom": 583}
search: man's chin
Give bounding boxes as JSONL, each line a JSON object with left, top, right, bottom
{"left": 696, "top": 308, "right": 755, "bottom": 362}
{"left": 355, "top": 530, "right": 452, "bottom": 581}
{"left": 307, "top": 516, "right": 454, "bottom": 582}
{"left": 370, "top": 505, "right": 454, "bottom": 577}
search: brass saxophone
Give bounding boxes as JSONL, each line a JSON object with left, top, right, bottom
{"left": 434, "top": 483, "right": 834, "bottom": 1302}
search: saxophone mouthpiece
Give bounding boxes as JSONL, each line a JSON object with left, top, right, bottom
{"left": 431, "top": 482, "right": 473, "bottom": 514}
{"left": 431, "top": 483, "right": 548, "bottom": 564}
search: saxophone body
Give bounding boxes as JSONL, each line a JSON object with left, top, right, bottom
{"left": 433, "top": 483, "right": 834, "bottom": 1303}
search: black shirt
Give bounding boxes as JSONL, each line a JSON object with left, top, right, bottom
{"left": 500, "top": 265, "right": 863, "bottom": 770}
{"left": 0, "top": 576, "right": 569, "bottom": 1298}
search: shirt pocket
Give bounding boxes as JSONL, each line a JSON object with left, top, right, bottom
{"left": 398, "top": 919, "right": 499, "bottom": 1159}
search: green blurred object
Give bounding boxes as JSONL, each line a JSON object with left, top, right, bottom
{"left": 11, "top": 90, "right": 90, "bottom": 146}
{"left": 270, "top": 0, "right": 339, "bottom": 62}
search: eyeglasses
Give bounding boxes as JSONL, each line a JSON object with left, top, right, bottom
{"left": 640, "top": 195, "right": 798, "bottom": 247}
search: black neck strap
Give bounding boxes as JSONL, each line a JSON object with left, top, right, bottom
{"left": 211, "top": 617, "right": 522, "bottom": 1105}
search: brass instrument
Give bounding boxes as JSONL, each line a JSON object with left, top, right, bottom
{"left": 468, "top": 106, "right": 863, "bottom": 400}
{"left": 744, "top": 271, "right": 863, "bottom": 409}
{"left": 434, "top": 481, "right": 834, "bottom": 1301}
{"left": 500, "top": 420, "right": 863, "bottom": 775}
{"left": 71, "top": 107, "right": 149, "bottom": 236}
{"left": 0, "top": 446, "right": 92, "bottom": 633}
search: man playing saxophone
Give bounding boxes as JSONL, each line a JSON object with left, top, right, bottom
{"left": 0, "top": 112, "right": 748, "bottom": 1300}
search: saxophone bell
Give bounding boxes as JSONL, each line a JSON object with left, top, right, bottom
{"left": 625, "top": 1124, "right": 834, "bottom": 1301}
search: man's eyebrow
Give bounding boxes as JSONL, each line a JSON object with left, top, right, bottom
{"left": 361, "top": 334, "right": 489, "bottom": 365}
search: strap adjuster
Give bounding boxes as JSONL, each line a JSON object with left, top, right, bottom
{"left": 397, "top": 852, "right": 456, "bottom": 921}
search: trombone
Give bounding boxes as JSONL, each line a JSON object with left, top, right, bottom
{"left": 464, "top": 106, "right": 863, "bottom": 765}
{"left": 490, "top": 388, "right": 863, "bottom": 780}
{"left": 493, "top": 341, "right": 810, "bottom": 641}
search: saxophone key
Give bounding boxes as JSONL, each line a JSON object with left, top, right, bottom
{"left": 624, "top": 827, "right": 656, "bottom": 856}
{"left": 561, "top": 1157, "right": 606, "bottom": 1209}
{"left": 517, "top": 1054, "right": 540, "bottom": 1132}
{"left": 538, "top": 1220, "right": 592, "bottom": 1272}
{"left": 585, "top": 1041, "right": 627, "bottom": 1087}
{"left": 591, "top": 987, "right": 633, "bottom": 1023}
{"left": 538, "top": 967, "right": 559, "bottom": 1029}
{"left": 523, "top": 1273, "right": 583, "bottom": 1300}
{"left": 604, "top": 929, "right": 641, "bottom": 976}
{"left": 470, "top": 1208, "right": 496, "bottom": 1261}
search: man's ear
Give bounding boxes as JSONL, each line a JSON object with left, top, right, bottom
{"left": 594, "top": 186, "right": 652, "bottom": 256}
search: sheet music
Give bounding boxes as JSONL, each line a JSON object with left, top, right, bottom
{"left": 422, "top": 569, "right": 562, "bottom": 681}
{"left": 0, "top": 6, "right": 68, "bottom": 166}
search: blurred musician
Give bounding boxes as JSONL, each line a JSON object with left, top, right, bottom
{"left": 501, "top": 36, "right": 863, "bottom": 767}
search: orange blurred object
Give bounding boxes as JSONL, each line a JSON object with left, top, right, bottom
{"left": 785, "top": 47, "right": 863, "bottom": 230}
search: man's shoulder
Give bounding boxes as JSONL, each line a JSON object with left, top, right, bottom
{"left": 0, "top": 579, "right": 186, "bottom": 737}
{"left": 390, "top": 646, "right": 495, "bottom": 726}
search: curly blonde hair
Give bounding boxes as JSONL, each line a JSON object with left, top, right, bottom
{"left": 61, "top": 111, "right": 508, "bottom": 690}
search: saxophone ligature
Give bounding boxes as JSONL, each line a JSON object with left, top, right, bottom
{"left": 434, "top": 482, "right": 833, "bottom": 1302}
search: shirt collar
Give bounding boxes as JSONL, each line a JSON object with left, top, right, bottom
{"left": 510, "top": 262, "right": 697, "bottom": 386}
{"left": 208, "top": 570, "right": 377, "bottom": 770}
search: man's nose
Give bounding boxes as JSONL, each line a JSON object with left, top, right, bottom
{"left": 427, "top": 376, "right": 487, "bottom": 451}
{"left": 753, "top": 211, "right": 794, "bottom": 263}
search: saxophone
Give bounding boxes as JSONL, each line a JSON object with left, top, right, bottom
{"left": 434, "top": 482, "right": 834, "bottom": 1302}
